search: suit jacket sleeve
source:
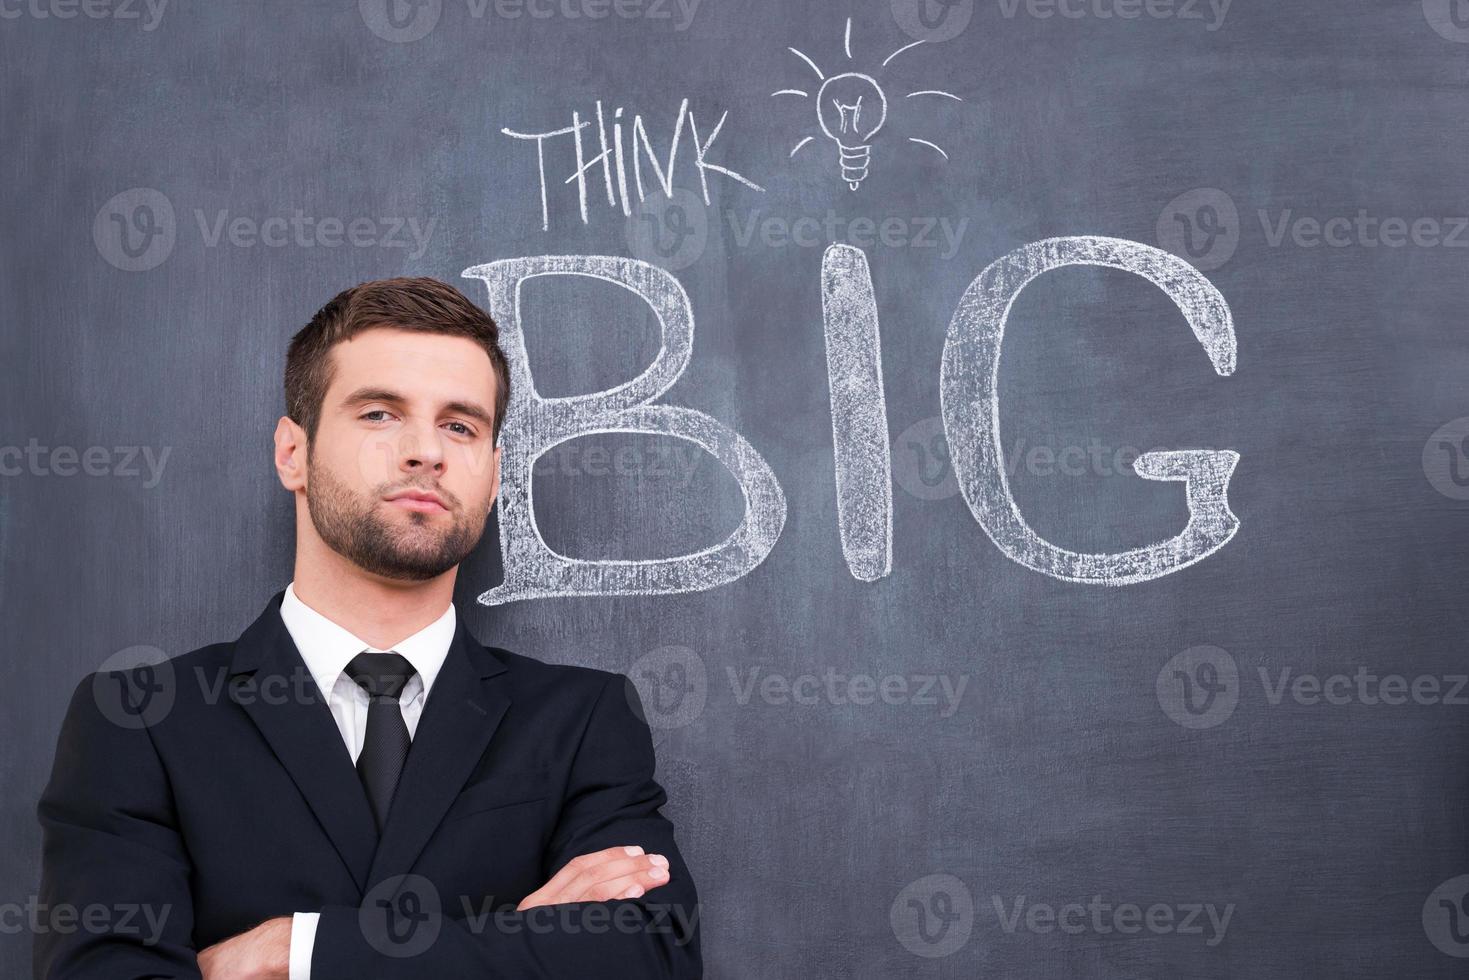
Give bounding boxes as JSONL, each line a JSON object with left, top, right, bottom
{"left": 309, "top": 671, "right": 703, "bottom": 979}
{"left": 33, "top": 671, "right": 203, "bottom": 979}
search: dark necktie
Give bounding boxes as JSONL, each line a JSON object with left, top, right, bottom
{"left": 344, "top": 651, "right": 418, "bottom": 834}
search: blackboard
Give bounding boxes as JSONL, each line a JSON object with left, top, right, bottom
{"left": 6, "top": 0, "right": 1469, "bottom": 975}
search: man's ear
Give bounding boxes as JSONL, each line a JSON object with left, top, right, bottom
{"left": 274, "top": 416, "right": 308, "bottom": 492}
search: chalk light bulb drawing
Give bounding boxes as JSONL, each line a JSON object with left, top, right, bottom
{"left": 774, "top": 17, "right": 960, "bottom": 192}
{"left": 816, "top": 73, "right": 888, "bottom": 191}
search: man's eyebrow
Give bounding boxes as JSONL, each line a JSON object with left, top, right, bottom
{"left": 340, "top": 386, "right": 405, "bottom": 409}
{"left": 442, "top": 400, "right": 496, "bottom": 427}
{"left": 341, "top": 387, "right": 495, "bottom": 428}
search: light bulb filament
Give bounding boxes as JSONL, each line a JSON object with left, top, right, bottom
{"left": 831, "top": 95, "right": 864, "bottom": 138}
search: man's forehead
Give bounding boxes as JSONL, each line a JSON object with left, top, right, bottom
{"left": 333, "top": 325, "right": 485, "bottom": 359}
{"left": 325, "top": 329, "right": 497, "bottom": 402}
{"left": 328, "top": 328, "right": 490, "bottom": 370}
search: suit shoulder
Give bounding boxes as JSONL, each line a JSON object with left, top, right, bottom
{"left": 486, "top": 645, "right": 627, "bottom": 696}
{"left": 166, "top": 640, "right": 236, "bottom": 672}
{"left": 68, "top": 640, "right": 232, "bottom": 696}
{"left": 65, "top": 640, "right": 235, "bottom": 729}
{"left": 486, "top": 646, "right": 652, "bottom": 741}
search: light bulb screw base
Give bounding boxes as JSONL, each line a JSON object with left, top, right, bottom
{"left": 837, "top": 143, "right": 872, "bottom": 191}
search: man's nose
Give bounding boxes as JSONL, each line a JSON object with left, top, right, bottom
{"left": 397, "top": 422, "right": 446, "bottom": 472}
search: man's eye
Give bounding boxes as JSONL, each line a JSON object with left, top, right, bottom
{"left": 361, "top": 410, "right": 393, "bottom": 422}
{"left": 444, "top": 421, "right": 473, "bottom": 436}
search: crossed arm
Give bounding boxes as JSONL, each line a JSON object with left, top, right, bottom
{"left": 197, "top": 844, "right": 684, "bottom": 979}
{"left": 34, "top": 672, "right": 701, "bottom": 979}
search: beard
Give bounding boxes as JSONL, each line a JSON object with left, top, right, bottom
{"left": 305, "top": 453, "right": 487, "bottom": 581}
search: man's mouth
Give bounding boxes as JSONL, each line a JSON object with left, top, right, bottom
{"left": 384, "top": 489, "right": 448, "bottom": 513}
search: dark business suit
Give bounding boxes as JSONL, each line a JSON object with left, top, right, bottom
{"left": 33, "top": 590, "right": 701, "bottom": 978}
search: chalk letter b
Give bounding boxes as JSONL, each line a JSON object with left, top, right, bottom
{"left": 462, "top": 255, "right": 787, "bottom": 603}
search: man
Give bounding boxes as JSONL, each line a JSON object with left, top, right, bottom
{"left": 33, "top": 278, "right": 701, "bottom": 978}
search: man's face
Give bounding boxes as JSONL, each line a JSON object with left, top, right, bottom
{"left": 302, "top": 327, "right": 501, "bottom": 581}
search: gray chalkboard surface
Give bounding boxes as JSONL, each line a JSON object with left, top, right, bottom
{"left": 6, "top": 0, "right": 1469, "bottom": 975}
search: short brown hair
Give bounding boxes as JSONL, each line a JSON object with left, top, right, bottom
{"left": 285, "top": 277, "right": 511, "bottom": 446}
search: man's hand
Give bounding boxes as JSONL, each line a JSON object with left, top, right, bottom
{"left": 517, "top": 845, "right": 672, "bottom": 910}
{"left": 197, "top": 915, "right": 292, "bottom": 980}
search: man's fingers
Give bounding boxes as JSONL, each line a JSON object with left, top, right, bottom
{"left": 535, "top": 845, "right": 643, "bottom": 900}
{"left": 517, "top": 846, "right": 666, "bottom": 910}
{"left": 554, "top": 854, "right": 669, "bottom": 904}
{"left": 578, "top": 867, "right": 675, "bottom": 903}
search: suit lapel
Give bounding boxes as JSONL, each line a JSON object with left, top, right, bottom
{"left": 367, "top": 615, "right": 511, "bottom": 887}
{"left": 230, "top": 591, "right": 380, "bottom": 895}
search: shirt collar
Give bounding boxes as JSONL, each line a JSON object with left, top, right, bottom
{"left": 278, "top": 581, "right": 456, "bottom": 701}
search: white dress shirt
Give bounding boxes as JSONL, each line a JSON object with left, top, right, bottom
{"left": 276, "top": 581, "right": 456, "bottom": 980}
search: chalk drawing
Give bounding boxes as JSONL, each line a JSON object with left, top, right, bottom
{"left": 774, "top": 18, "right": 961, "bottom": 190}
{"left": 821, "top": 245, "right": 893, "bottom": 582}
{"left": 939, "top": 236, "right": 1240, "bottom": 585}
{"left": 462, "top": 255, "right": 787, "bottom": 603}
{"left": 503, "top": 99, "right": 764, "bottom": 230}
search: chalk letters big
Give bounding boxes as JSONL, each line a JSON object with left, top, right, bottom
{"left": 463, "top": 235, "right": 1239, "bottom": 604}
